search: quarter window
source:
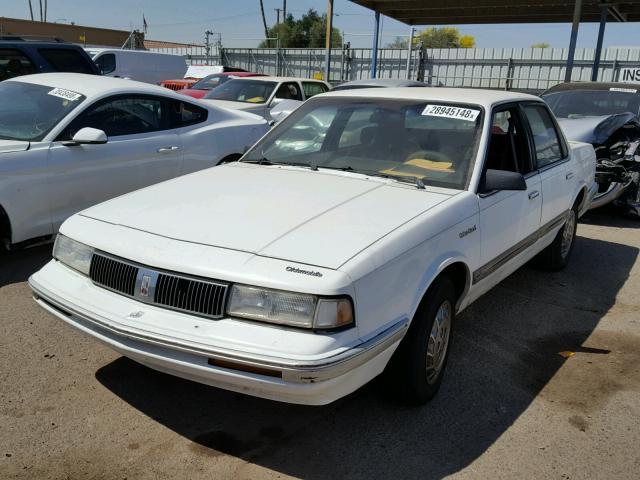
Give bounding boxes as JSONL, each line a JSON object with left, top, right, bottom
{"left": 38, "top": 48, "right": 95, "bottom": 74}
{"left": 60, "top": 96, "right": 167, "bottom": 139}
{"left": 0, "top": 49, "right": 37, "bottom": 80}
{"left": 522, "top": 104, "right": 564, "bottom": 168}
{"left": 172, "top": 101, "right": 208, "bottom": 127}
{"left": 302, "top": 82, "right": 328, "bottom": 98}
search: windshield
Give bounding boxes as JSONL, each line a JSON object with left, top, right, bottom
{"left": 242, "top": 98, "right": 483, "bottom": 190}
{"left": 204, "top": 79, "right": 277, "bottom": 103}
{"left": 542, "top": 89, "right": 640, "bottom": 118}
{"left": 0, "top": 82, "right": 86, "bottom": 141}
{"left": 191, "top": 74, "right": 230, "bottom": 91}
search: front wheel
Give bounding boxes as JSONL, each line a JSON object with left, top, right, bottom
{"left": 538, "top": 207, "right": 578, "bottom": 270}
{"left": 383, "top": 277, "right": 455, "bottom": 405}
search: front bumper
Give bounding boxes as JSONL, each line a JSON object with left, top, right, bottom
{"left": 29, "top": 263, "right": 407, "bottom": 405}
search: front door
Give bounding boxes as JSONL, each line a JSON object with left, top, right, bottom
{"left": 47, "top": 94, "right": 182, "bottom": 231}
{"left": 476, "top": 105, "right": 542, "bottom": 285}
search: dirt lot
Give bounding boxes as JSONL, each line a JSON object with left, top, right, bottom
{"left": 1, "top": 209, "right": 639, "bottom": 480}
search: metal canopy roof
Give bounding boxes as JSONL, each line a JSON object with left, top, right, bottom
{"left": 349, "top": 1, "right": 640, "bottom": 24}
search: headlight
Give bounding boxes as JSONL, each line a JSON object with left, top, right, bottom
{"left": 53, "top": 234, "right": 94, "bottom": 276}
{"left": 227, "top": 284, "right": 354, "bottom": 330}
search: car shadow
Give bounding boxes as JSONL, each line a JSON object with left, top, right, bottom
{"left": 0, "top": 244, "right": 51, "bottom": 288}
{"left": 581, "top": 205, "right": 640, "bottom": 228}
{"left": 95, "top": 234, "right": 638, "bottom": 479}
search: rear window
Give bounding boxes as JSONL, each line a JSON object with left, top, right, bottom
{"left": 38, "top": 48, "right": 95, "bottom": 74}
{"left": 0, "top": 49, "right": 37, "bottom": 80}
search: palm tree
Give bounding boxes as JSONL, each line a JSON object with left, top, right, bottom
{"left": 27, "top": 0, "right": 34, "bottom": 21}
{"left": 39, "top": 0, "right": 43, "bottom": 21}
{"left": 259, "top": 0, "right": 269, "bottom": 43}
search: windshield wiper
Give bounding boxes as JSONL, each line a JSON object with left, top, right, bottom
{"left": 320, "top": 166, "right": 426, "bottom": 189}
{"left": 242, "top": 157, "right": 318, "bottom": 170}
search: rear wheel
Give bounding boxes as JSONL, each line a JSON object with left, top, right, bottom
{"left": 539, "top": 206, "right": 578, "bottom": 270}
{"left": 383, "top": 276, "right": 455, "bottom": 405}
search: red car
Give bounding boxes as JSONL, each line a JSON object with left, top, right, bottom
{"left": 177, "top": 72, "right": 267, "bottom": 99}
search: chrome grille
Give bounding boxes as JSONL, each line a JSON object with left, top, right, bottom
{"left": 90, "top": 254, "right": 138, "bottom": 296}
{"left": 154, "top": 273, "right": 227, "bottom": 318}
{"left": 89, "top": 253, "right": 228, "bottom": 319}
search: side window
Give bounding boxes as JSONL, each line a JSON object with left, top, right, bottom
{"left": 0, "top": 49, "right": 37, "bottom": 80}
{"left": 94, "top": 53, "right": 116, "bottom": 75}
{"left": 302, "top": 82, "right": 328, "bottom": 98}
{"left": 60, "top": 96, "right": 167, "bottom": 140}
{"left": 38, "top": 48, "right": 95, "bottom": 74}
{"left": 172, "top": 101, "right": 208, "bottom": 128}
{"left": 275, "top": 82, "right": 302, "bottom": 101}
{"left": 486, "top": 107, "right": 533, "bottom": 174}
{"left": 522, "top": 104, "right": 564, "bottom": 168}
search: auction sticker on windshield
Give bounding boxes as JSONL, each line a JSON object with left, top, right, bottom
{"left": 48, "top": 88, "right": 82, "bottom": 102}
{"left": 422, "top": 105, "right": 480, "bottom": 122}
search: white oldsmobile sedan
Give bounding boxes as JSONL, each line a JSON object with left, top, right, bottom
{"left": 0, "top": 73, "right": 268, "bottom": 249}
{"left": 30, "top": 88, "right": 597, "bottom": 405}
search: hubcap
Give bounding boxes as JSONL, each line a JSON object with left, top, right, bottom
{"left": 426, "top": 300, "right": 452, "bottom": 384}
{"left": 560, "top": 210, "right": 576, "bottom": 259}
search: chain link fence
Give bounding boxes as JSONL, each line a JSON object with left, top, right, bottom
{"left": 146, "top": 44, "right": 640, "bottom": 94}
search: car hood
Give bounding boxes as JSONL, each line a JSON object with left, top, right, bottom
{"left": 79, "top": 163, "right": 452, "bottom": 269}
{"left": 179, "top": 89, "right": 207, "bottom": 99}
{"left": 0, "top": 140, "right": 29, "bottom": 154}
{"left": 557, "top": 112, "right": 639, "bottom": 144}
{"left": 199, "top": 99, "right": 266, "bottom": 112}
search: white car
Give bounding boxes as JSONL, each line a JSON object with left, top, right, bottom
{"left": 200, "top": 76, "right": 330, "bottom": 121}
{"left": 30, "top": 88, "right": 597, "bottom": 406}
{"left": 0, "top": 73, "right": 269, "bottom": 249}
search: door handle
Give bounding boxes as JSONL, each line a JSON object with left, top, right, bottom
{"left": 566, "top": 172, "right": 575, "bottom": 180}
{"left": 157, "top": 146, "right": 180, "bottom": 153}
{"left": 528, "top": 190, "right": 540, "bottom": 200}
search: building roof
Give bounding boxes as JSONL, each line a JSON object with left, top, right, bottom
{"left": 348, "top": 0, "right": 640, "bottom": 24}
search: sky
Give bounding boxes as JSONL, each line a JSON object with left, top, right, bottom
{"left": 3, "top": 0, "right": 640, "bottom": 50}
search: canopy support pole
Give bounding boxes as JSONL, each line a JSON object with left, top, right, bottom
{"left": 564, "top": 0, "right": 583, "bottom": 82}
{"left": 406, "top": 27, "right": 415, "bottom": 79}
{"left": 591, "top": 6, "right": 608, "bottom": 81}
{"left": 324, "top": 0, "right": 334, "bottom": 82}
{"left": 370, "top": 10, "right": 380, "bottom": 78}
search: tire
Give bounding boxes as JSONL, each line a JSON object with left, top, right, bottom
{"left": 539, "top": 206, "right": 578, "bottom": 270}
{"left": 383, "top": 276, "right": 455, "bottom": 405}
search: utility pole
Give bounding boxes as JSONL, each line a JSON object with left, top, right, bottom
{"left": 275, "top": 8, "right": 281, "bottom": 25}
{"left": 283, "top": 0, "right": 287, "bottom": 21}
{"left": 205, "top": 30, "right": 214, "bottom": 65}
{"left": 324, "top": 0, "right": 334, "bottom": 82}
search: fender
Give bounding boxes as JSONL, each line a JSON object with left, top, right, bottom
{"left": 410, "top": 252, "right": 472, "bottom": 320}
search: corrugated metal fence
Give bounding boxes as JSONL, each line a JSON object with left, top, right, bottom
{"left": 147, "top": 45, "right": 640, "bottom": 93}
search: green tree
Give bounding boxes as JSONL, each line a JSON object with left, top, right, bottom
{"left": 385, "top": 36, "right": 409, "bottom": 48}
{"left": 259, "top": 9, "right": 342, "bottom": 48}
{"left": 417, "top": 27, "right": 475, "bottom": 49}
{"left": 530, "top": 42, "right": 550, "bottom": 48}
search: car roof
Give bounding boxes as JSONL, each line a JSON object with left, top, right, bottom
{"left": 229, "top": 76, "right": 325, "bottom": 83}
{"left": 10, "top": 72, "right": 188, "bottom": 98}
{"left": 320, "top": 87, "right": 539, "bottom": 108}
{"left": 543, "top": 81, "right": 640, "bottom": 94}
{"left": 336, "top": 78, "right": 426, "bottom": 88}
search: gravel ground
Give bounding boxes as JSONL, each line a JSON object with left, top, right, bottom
{"left": 1, "top": 208, "right": 639, "bottom": 480}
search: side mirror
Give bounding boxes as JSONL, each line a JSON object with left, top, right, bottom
{"left": 67, "top": 127, "right": 108, "bottom": 146}
{"left": 480, "top": 169, "right": 527, "bottom": 193}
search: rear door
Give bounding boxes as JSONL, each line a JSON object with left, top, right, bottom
{"left": 47, "top": 94, "right": 182, "bottom": 231}
{"left": 520, "top": 103, "right": 572, "bottom": 226}
{"left": 475, "top": 104, "right": 542, "bottom": 284}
